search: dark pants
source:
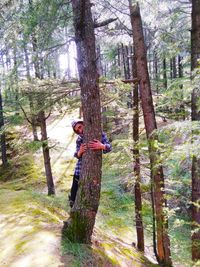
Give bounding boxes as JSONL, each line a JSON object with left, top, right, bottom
{"left": 69, "top": 175, "right": 80, "bottom": 202}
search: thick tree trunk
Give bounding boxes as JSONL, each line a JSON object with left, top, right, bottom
{"left": 64, "top": 0, "right": 102, "bottom": 243}
{"left": 191, "top": 0, "right": 200, "bottom": 261}
{"left": 132, "top": 53, "right": 144, "bottom": 252}
{"left": 38, "top": 110, "right": 55, "bottom": 195}
{"left": 191, "top": 157, "right": 200, "bottom": 260}
{"left": 129, "top": 2, "right": 172, "bottom": 266}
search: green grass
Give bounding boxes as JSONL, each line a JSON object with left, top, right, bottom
{"left": 169, "top": 215, "right": 192, "bottom": 267}
{"left": 0, "top": 153, "right": 46, "bottom": 191}
{"left": 98, "top": 168, "right": 135, "bottom": 232}
{"left": 1, "top": 118, "right": 193, "bottom": 267}
{"left": 61, "top": 241, "right": 92, "bottom": 267}
{"left": 98, "top": 142, "right": 193, "bottom": 267}
{"left": 61, "top": 160, "right": 158, "bottom": 267}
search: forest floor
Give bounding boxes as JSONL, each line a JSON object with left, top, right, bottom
{"left": 0, "top": 110, "right": 162, "bottom": 267}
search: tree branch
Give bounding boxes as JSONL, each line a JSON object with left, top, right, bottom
{"left": 94, "top": 18, "right": 117, "bottom": 28}
{"left": 19, "top": 103, "right": 33, "bottom": 125}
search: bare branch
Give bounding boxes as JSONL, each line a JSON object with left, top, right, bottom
{"left": 19, "top": 103, "right": 33, "bottom": 125}
{"left": 94, "top": 18, "right": 118, "bottom": 28}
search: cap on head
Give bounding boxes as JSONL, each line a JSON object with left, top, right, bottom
{"left": 71, "top": 119, "right": 83, "bottom": 131}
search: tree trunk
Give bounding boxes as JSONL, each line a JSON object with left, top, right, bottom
{"left": 96, "top": 45, "right": 103, "bottom": 76}
{"left": 113, "top": 55, "right": 117, "bottom": 79}
{"left": 163, "top": 57, "right": 167, "bottom": 90}
{"left": 117, "top": 44, "right": 122, "bottom": 77}
{"left": 29, "top": 0, "right": 41, "bottom": 79}
{"left": 170, "top": 58, "right": 173, "bottom": 80}
{"left": 154, "top": 51, "right": 159, "bottom": 94}
{"left": 121, "top": 43, "right": 128, "bottom": 79}
{"left": 178, "top": 55, "right": 183, "bottom": 78}
{"left": 0, "top": 89, "right": 7, "bottom": 166}
{"left": 148, "top": 48, "right": 152, "bottom": 79}
{"left": 64, "top": 0, "right": 102, "bottom": 244}
{"left": 23, "top": 41, "right": 39, "bottom": 141}
{"left": 28, "top": 95, "right": 39, "bottom": 141}
{"left": 128, "top": 2, "right": 172, "bottom": 266}
{"left": 178, "top": 55, "right": 185, "bottom": 120}
{"left": 172, "top": 56, "right": 177, "bottom": 79}
{"left": 28, "top": 0, "right": 55, "bottom": 195}
{"left": 13, "top": 42, "right": 20, "bottom": 115}
{"left": 132, "top": 53, "right": 144, "bottom": 252}
{"left": 191, "top": 0, "right": 200, "bottom": 261}
{"left": 38, "top": 110, "right": 55, "bottom": 195}
{"left": 4, "top": 45, "right": 12, "bottom": 103}
{"left": 31, "top": 34, "right": 41, "bottom": 79}
{"left": 0, "top": 54, "right": 7, "bottom": 166}
{"left": 64, "top": 27, "right": 71, "bottom": 79}
{"left": 125, "top": 45, "right": 131, "bottom": 79}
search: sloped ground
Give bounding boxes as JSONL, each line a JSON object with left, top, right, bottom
{"left": 0, "top": 189, "right": 69, "bottom": 267}
{"left": 0, "top": 110, "right": 158, "bottom": 267}
{"left": 0, "top": 188, "right": 157, "bottom": 267}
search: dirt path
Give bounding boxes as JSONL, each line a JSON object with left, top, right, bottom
{"left": 0, "top": 112, "right": 76, "bottom": 267}
{"left": 0, "top": 190, "right": 68, "bottom": 267}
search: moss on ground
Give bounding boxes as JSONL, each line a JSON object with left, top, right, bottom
{"left": 0, "top": 115, "right": 159, "bottom": 267}
{"left": 61, "top": 158, "right": 158, "bottom": 267}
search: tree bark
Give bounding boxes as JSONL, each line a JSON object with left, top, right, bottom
{"left": 0, "top": 54, "right": 7, "bottom": 166}
{"left": 28, "top": 1, "right": 55, "bottom": 195}
{"left": 13, "top": 41, "right": 20, "bottom": 115}
{"left": 178, "top": 55, "right": 185, "bottom": 120}
{"left": 38, "top": 110, "right": 55, "bottom": 195}
{"left": 117, "top": 44, "right": 122, "bottom": 77}
{"left": 29, "top": 0, "right": 41, "bottom": 79}
{"left": 128, "top": 2, "right": 172, "bottom": 266}
{"left": 154, "top": 51, "right": 159, "bottom": 94}
{"left": 64, "top": 0, "right": 102, "bottom": 244}
{"left": 132, "top": 52, "right": 144, "bottom": 252}
{"left": 23, "top": 41, "right": 39, "bottom": 141}
{"left": 163, "top": 57, "right": 167, "bottom": 90}
{"left": 191, "top": 0, "right": 200, "bottom": 261}
{"left": 125, "top": 45, "right": 131, "bottom": 79}
{"left": 172, "top": 56, "right": 177, "bottom": 79}
{"left": 170, "top": 58, "right": 173, "bottom": 80}
{"left": 121, "top": 43, "right": 128, "bottom": 79}
{"left": 0, "top": 89, "right": 7, "bottom": 166}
